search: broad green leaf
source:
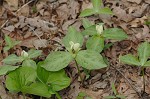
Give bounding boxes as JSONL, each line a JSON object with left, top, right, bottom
{"left": 6, "top": 66, "right": 36, "bottom": 93}
{"left": 138, "top": 42, "right": 150, "bottom": 66}
{"left": 0, "top": 65, "right": 19, "bottom": 76}
{"left": 76, "top": 50, "right": 107, "bottom": 70}
{"left": 116, "top": 95, "right": 126, "bottom": 99}
{"left": 62, "top": 26, "right": 84, "bottom": 48}
{"left": 111, "top": 83, "right": 117, "bottom": 95}
{"left": 120, "top": 54, "right": 140, "bottom": 66}
{"left": 143, "top": 60, "right": 150, "bottom": 67}
{"left": 102, "top": 28, "right": 128, "bottom": 40}
{"left": 92, "top": 0, "right": 102, "bottom": 12}
{"left": 98, "top": 7, "right": 113, "bottom": 15}
{"left": 104, "top": 96, "right": 116, "bottom": 99}
{"left": 28, "top": 49, "right": 42, "bottom": 59}
{"left": 22, "top": 59, "right": 37, "bottom": 69}
{"left": 42, "top": 51, "right": 73, "bottom": 71}
{"left": 82, "top": 18, "right": 93, "bottom": 29}
{"left": 37, "top": 62, "right": 70, "bottom": 91}
{"left": 2, "top": 54, "right": 24, "bottom": 65}
{"left": 79, "top": 9, "right": 95, "bottom": 17}
{"left": 81, "top": 25, "right": 97, "bottom": 36}
{"left": 86, "top": 36, "right": 104, "bottom": 53}
{"left": 22, "top": 82, "right": 52, "bottom": 98}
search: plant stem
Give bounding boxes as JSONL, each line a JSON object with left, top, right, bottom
{"left": 142, "top": 67, "right": 145, "bottom": 92}
{"left": 23, "top": 93, "right": 26, "bottom": 99}
{"left": 40, "top": 96, "right": 42, "bottom": 99}
{"left": 75, "top": 60, "right": 84, "bottom": 84}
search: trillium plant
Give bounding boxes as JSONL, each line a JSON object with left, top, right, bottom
{"left": 82, "top": 18, "right": 128, "bottom": 53}
{"left": 79, "top": 0, "right": 113, "bottom": 17}
{"left": 1, "top": 49, "right": 71, "bottom": 99}
{"left": 120, "top": 42, "right": 150, "bottom": 93}
{"left": 42, "top": 26, "right": 107, "bottom": 82}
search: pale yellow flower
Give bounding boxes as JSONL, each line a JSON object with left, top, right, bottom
{"left": 96, "top": 25, "right": 103, "bottom": 35}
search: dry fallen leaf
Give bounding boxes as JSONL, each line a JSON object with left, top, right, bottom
{"left": 17, "top": 5, "right": 29, "bottom": 16}
{"left": 127, "top": 0, "right": 142, "bottom": 4}
{"left": 5, "top": 0, "right": 18, "bottom": 11}
{"left": 33, "top": 39, "right": 48, "bottom": 49}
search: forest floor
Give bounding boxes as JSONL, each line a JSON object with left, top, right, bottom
{"left": 0, "top": 0, "right": 150, "bottom": 99}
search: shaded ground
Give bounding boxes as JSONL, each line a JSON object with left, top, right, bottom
{"left": 0, "top": 0, "right": 150, "bottom": 99}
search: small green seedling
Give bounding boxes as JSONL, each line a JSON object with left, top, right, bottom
{"left": 3, "top": 35, "right": 21, "bottom": 52}
{"left": 77, "top": 92, "right": 92, "bottom": 99}
{"left": 41, "top": 26, "right": 107, "bottom": 82}
{"left": 80, "top": 0, "right": 113, "bottom": 17}
{"left": 82, "top": 18, "right": 128, "bottom": 53}
{"left": 1, "top": 49, "right": 70, "bottom": 99}
{"left": 145, "top": 20, "right": 150, "bottom": 25}
{"left": 120, "top": 42, "right": 150, "bottom": 93}
{"left": 105, "top": 83, "right": 126, "bottom": 99}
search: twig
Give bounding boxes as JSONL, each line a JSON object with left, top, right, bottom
{"left": 0, "top": 0, "right": 35, "bottom": 30}
{"left": 27, "top": 25, "right": 51, "bottom": 52}
{"left": 112, "top": 66, "right": 143, "bottom": 99}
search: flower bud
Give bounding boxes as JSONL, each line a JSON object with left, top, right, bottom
{"left": 73, "top": 43, "right": 80, "bottom": 51}
{"left": 96, "top": 25, "right": 103, "bottom": 35}
{"left": 69, "top": 41, "right": 74, "bottom": 49}
{"left": 21, "top": 50, "right": 28, "bottom": 58}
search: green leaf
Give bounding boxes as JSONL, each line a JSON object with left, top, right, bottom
{"left": 98, "top": 7, "right": 113, "bottom": 15}
{"left": 22, "top": 59, "right": 37, "bottom": 69}
{"left": 3, "top": 46, "right": 11, "bottom": 52}
{"left": 0, "top": 65, "right": 19, "bottom": 76}
{"left": 14, "top": 40, "right": 21, "bottom": 46}
{"left": 111, "top": 83, "right": 117, "bottom": 95}
{"left": 92, "top": 0, "right": 102, "bottom": 12}
{"left": 103, "top": 43, "right": 113, "bottom": 50}
{"left": 145, "top": 21, "right": 150, "bottom": 25}
{"left": 82, "top": 18, "right": 93, "bottom": 29}
{"left": 76, "top": 50, "right": 107, "bottom": 70}
{"left": 143, "top": 60, "right": 150, "bottom": 67}
{"left": 42, "top": 51, "right": 73, "bottom": 71}
{"left": 6, "top": 66, "right": 36, "bottom": 93}
{"left": 22, "top": 82, "right": 52, "bottom": 98}
{"left": 4, "top": 35, "right": 21, "bottom": 52}
{"left": 62, "top": 26, "right": 84, "bottom": 48}
{"left": 119, "top": 54, "right": 140, "bottom": 66}
{"left": 104, "top": 96, "right": 116, "bottom": 99}
{"left": 2, "top": 54, "right": 24, "bottom": 65}
{"left": 4, "top": 35, "right": 13, "bottom": 47}
{"left": 86, "top": 36, "right": 104, "bottom": 53}
{"left": 102, "top": 28, "right": 128, "bottom": 40}
{"left": 37, "top": 62, "right": 70, "bottom": 91}
{"left": 81, "top": 25, "right": 97, "bottom": 36}
{"left": 28, "top": 49, "right": 42, "bottom": 59}
{"left": 116, "top": 95, "right": 126, "bottom": 99}
{"left": 138, "top": 42, "right": 150, "bottom": 66}
{"left": 79, "top": 9, "right": 95, "bottom": 17}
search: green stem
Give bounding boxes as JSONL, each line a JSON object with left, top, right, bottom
{"left": 142, "top": 67, "right": 145, "bottom": 92}
{"left": 75, "top": 60, "right": 84, "bottom": 84}
{"left": 23, "top": 93, "right": 26, "bottom": 99}
{"left": 40, "top": 96, "right": 42, "bottom": 99}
